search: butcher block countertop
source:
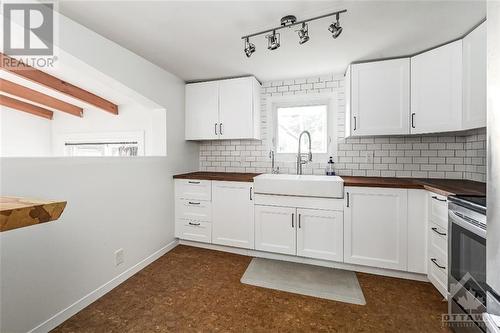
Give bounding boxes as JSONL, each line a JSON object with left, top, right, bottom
{"left": 174, "top": 171, "right": 260, "bottom": 183}
{"left": 173, "top": 172, "right": 486, "bottom": 196}
{"left": 0, "top": 197, "right": 67, "bottom": 232}
{"left": 341, "top": 177, "right": 486, "bottom": 196}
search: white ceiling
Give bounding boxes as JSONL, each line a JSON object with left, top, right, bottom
{"left": 58, "top": 1, "right": 486, "bottom": 82}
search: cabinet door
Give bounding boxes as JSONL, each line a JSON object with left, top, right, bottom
{"left": 463, "top": 22, "right": 487, "bottom": 130}
{"left": 185, "top": 81, "right": 219, "bottom": 140}
{"left": 296, "top": 208, "right": 343, "bottom": 262}
{"left": 344, "top": 187, "right": 408, "bottom": 270}
{"left": 351, "top": 59, "right": 410, "bottom": 136}
{"left": 411, "top": 40, "right": 463, "bottom": 134}
{"left": 345, "top": 66, "right": 352, "bottom": 137}
{"left": 212, "top": 181, "right": 254, "bottom": 249}
{"left": 255, "top": 205, "right": 296, "bottom": 255}
{"left": 407, "top": 190, "right": 427, "bottom": 274}
{"left": 219, "top": 77, "right": 258, "bottom": 140}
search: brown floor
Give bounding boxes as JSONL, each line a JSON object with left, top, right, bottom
{"left": 53, "top": 245, "right": 450, "bottom": 333}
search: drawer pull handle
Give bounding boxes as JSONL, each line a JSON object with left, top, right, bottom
{"left": 188, "top": 181, "right": 201, "bottom": 184}
{"left": 431, "top": 258, "right": 446, "bottom": 270}
{"left": 188, "top": 202, "right": 200, "bottom": 205}
{"left": 188, "top": 222, "right": 201, "bottom": 226}
{"left": 298, "top": 214, "right": 301, "bottom": 228}
{"left": 432, "top": 196, "right": 447, "bottom": 202}
{"left": 431, "top": 227, "right": 447, "bottom": 236}
{"left": 291, "top": 213, "right": 294, "bottom": 228}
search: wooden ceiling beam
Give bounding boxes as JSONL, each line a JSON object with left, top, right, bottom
{"left": 0, "top": 79, "right": 83, "bottom": 117}
{"left": 0, "top": 94, "right": 54, "bottom": 120}
{"left": 0, "top": 52, "right": 118, "bottom": 115}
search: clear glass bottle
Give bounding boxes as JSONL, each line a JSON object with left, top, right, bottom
{"left": 326, "top": 156, "right": 335, "bottom": 176}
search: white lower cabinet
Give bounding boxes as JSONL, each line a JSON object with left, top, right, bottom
{"left": 255, "top": 201, "right": 344, "bottom": 260}
{"left": 212, "top": 181, "right": 254, "bottom": 249}
{"left": 175, "top": 220, "right": 212, "bottom": 243}
{"left": 428, "top": 221, "right": 449, "bottom": 297}
{"left": 344, "top": 187, "right": 408, "bottom": 271}
{"left": 175, "top": 178, "right": 432, "bottom": 281}
{"left": 296, "top": 208, "right": 344, "bottom": 262}
{"left": 407, "top": 190, "right": 428, "bottom": 274}
{"left": 255, "top": 205, "right": 296, "bottom": 255}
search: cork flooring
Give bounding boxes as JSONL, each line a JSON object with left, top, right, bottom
{"left": 53, "top": 245, "right": 450, "bottom": 333}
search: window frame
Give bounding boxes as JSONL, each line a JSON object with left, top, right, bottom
{"left": 267, "top": 92, "right": 338, "bottom": 162}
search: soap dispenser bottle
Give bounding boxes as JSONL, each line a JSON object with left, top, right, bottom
{"left": 326, "top": 156, "right": 336, "bottom": 176}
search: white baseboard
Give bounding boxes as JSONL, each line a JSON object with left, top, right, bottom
{"left": 29, "top": 239, "right": 179, "bottom": 333}
{"left": 179, "top": 240, "right": 429, "bottom": 282}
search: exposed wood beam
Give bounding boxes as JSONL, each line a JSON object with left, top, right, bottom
{"left": 0, "top": 79, "right": 83, "bottom": 117}
{"left": 0, "top": 52, "right": 118, "bottom": 115}
{"left": 0, "top": 94, "right": 53, "bottom": 119}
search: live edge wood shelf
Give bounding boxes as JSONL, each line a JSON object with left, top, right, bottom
{"left": 0, "top": 197, "right": 67, "bottom": 232}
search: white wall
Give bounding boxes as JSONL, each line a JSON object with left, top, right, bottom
{"left": 0, "top": 9, "right": 198, "bottom": 333}
{"left": 0, "top": 106, "right": 52, "bottom": 157}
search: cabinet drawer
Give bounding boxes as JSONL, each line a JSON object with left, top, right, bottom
{"left": 429, "top": 193, "right": 448, "bottom": 230}
{"left": 429, "top": 222, "right": 448, "bottom": 259}
{"left": 428, "top": 249, "right": 448, "bottom": 298}
{"left": 175, "top": 199, "right": 212, "bottom": 223}
{"left": 175, "top": 220, "right": 211, "bottom": 243}
{"left": 175, "top": 179, "right": 211, "bottom": 201}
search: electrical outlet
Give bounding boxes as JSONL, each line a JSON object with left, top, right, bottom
{"left": 365, "top": 151, "right": 374, "bottom": 164}
{"left": 115, "top": 248, "right": 124, "bottom": 266}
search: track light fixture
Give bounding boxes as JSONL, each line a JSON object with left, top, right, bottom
{"left": 241, "top": 9, "right": 346, "bottom": 57}
{"left": 328, "top": 13, "right": 343, "bottom": 39}
{"left": 266, "top": 30, "right": 280, "bottom": 50}
{"left": 297, "top": 22, "right": 309, "bottom": 44}
{"left": 244, "top": 37, "right": 256, "bottom": 57}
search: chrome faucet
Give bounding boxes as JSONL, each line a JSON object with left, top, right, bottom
{"left": 296, "top": 130, "right": 312, "bottom": 175}
{"left": 269, "top": 149, "right": 280, "bottom": 174}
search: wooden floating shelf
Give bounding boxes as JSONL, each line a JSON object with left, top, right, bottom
{"left": 0, "top": 197, "right": 67, "bottom": 232}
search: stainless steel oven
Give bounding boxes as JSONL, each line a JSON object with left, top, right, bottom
{"left": 448, "top": 196, "right": 487, "bottom": 333}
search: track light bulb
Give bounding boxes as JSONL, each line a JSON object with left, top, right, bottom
{"left": 297, "top": 23, "right": 309, "bottom": 44}
{"left": 266, "top": 30, "right": 280, "bottom": 50}
{"left": 244, "top": 37, "right": 255, "bottom": 57}
{"left": 328, "top": 13, "right": 343, "bottom": 39}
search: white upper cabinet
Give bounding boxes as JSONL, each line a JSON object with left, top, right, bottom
{"left": 344, "top": 187, "right": 408, "bottom": 271}
{"left": 219, "top": 77, "right": 261, "bottom": 140}
{"left": 185, "top": 76, "right": 261, "bottom": 140}
{"left": 349, "top": 58, "right": 410, "bottom": 136}
{"left": 185, "top": 81, "right": 219, "bottom": 140}
{"left": 410, "top": 40, "right": 463, "bottom": 134}
{"left": 463, "top": 22, "right": 487, "bottom": 130}
{"left": 212, "top": 181, "right": 254, "bottom": 249}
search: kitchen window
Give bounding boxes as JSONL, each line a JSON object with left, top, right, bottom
{"left": 269, "top": 94, "right": 337, "bottom": 160}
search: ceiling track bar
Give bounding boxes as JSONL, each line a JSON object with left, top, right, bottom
{"left": 241, "top": 9, "right": 347, "bottom": 39}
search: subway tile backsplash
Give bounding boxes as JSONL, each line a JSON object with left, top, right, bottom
{"left": 199, "top": 74, "right": 487, "bottom": 183}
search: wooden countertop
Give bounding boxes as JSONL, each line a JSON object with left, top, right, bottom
{"left": 342, "top": 176, "right": 486, "bottom": 196}
{"left": 174, "top": 172, "right": 486, "bottom": 197}
{"left": 173, "top": 171, "right": 260, "bottom": 183}
{"left": 0, "top": 197, "right": 67, "bottom": 232}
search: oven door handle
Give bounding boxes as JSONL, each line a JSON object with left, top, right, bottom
{"left": 449, "top": 210, "right": 486, "bottom": 239}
